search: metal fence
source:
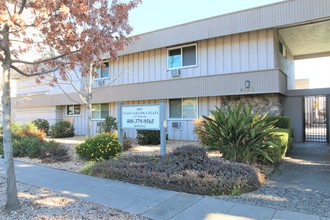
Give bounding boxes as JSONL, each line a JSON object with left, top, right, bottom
{"left": 304, "top": 96, "right": 328, "bottom": 142}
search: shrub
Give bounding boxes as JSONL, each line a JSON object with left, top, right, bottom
{"left": 75, "top": 133, "right": 122, "bottom": 161}
{"left": 123, "top": 138, "right": 133, "bottom": 151}
{"left": 32, "top": 119, "right": 50, "bottom": 135}
{"left": 136, "top": 130, "right": 160, "bottom": 145}
{"left": 13, "top": 135, "right": 43, "bottom": 158}
{"left": 89, "top": 145, "right": 263, "bottom": 196}
{"left": 268, "top": 116, "right": 291, "bottom": 129}
{"left": 11, "top": 122, "right": 46, "bottom": 140}
{"left": 50, "top": 121, "right": 75, "bottom": 138}
{"left": 99, "top": 116, "right": 117, "bottom": 133}
{"left": 196, "top": 103, "right": 281, "bottom": 164}
{"left": 273, "top": 129, "right": 292, "bottom": 157}
{"left": 39, "top": 141, "right": 70, "bottom": 162}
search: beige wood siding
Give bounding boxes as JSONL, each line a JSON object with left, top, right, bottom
{"left": 13, "top": 69, "right": 286, "bottom": 108}
{"left": 12, "top": 107, "right": 61, "bottom": 125}
{"left": 111, "top": 29, "right": 275, "bottom": 86}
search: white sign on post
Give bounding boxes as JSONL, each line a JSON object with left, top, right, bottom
{"left": 122, "top": 105, "right": 160, "bottom": 130}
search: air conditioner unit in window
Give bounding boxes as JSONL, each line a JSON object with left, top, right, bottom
{"left": 172, "top": 122, "right": 181, "bottom": 129}
{"left": 97, "top": 80, "right": 105, "bottom": 87}
{"left": 170, "top": 69, "right": 180, "bottom": 77}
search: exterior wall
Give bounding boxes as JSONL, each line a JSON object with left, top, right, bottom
{"left": 111, "top": 29, "right": 275, "bottom": 86}
{"left": 122, "top": 94, "right": 282, "bottom": 141}
{"left": 284, "top": 88, "right": 330, "bottom": 143}
{"left": 276, "top": 33, "right": 295, "bottom": 90}
{"left": 12, "top": 106, "right": 62, "bottom": 125}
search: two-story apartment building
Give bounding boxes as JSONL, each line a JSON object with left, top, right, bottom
{"left": 11, "top": 0, "right": 330, "bottom": 143}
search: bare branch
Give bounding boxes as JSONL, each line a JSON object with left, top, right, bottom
{"left": 10, "top": 64, "right": 59, "bottom": 77}
{"left": 54, "top": 80, "right": 81, "bottom": 104}
{"left": 18, "top": 0, "right": 27, "bottom": 14}
{"left": 11, "top": 50, "right": 79, "bottom": 65}
{"left": 9, "top": 39, "right": 44, "bottom": 44}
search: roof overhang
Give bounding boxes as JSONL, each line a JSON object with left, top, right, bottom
{"left": 121, "top": 0, "right": 330, "bottom": 56}
{"left": 279, "top": 19, "right": 330, "bottom": 59}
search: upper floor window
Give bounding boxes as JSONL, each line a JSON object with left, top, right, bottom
{"left": 167, "top": 44, "right": 197, "bottom": 69}
{"left": 95, "top": 62, "right": 110, "bottom": 79}
{"left": 66, "top": 105, "right": 81, "bottom": 116}
{"left": 279, "top": 41, "right": 287, "bottom": 58}
{"left": 169, "top": 98, "right": 197, "bottom": 119}
{"left": 92, "top": 103, "right": 109, "bottom": 119}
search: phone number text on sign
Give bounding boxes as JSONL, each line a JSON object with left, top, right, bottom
{"left": 122, "top": 105, "right": 160, "bottom": 130}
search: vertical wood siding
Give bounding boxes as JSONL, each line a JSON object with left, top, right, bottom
{"left": 13, "top": 107, "right": 61, "bottom": 125}
{"left": 107, "top": 29, "right": 275, "bottom": 86}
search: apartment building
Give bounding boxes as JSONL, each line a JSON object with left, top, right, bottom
{"left": 12, "top": 0, "right": 330, "bottom": 142}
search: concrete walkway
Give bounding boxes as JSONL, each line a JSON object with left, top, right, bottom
{"left": 1, "top": 142, "right": 329, "bottom": 220}
{"left": 270, "top": 142, "right": 330, "bottom": 191}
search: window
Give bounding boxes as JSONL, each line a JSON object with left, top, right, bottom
{"left": 167, "top": 44, "right": 197, "bottom": 69}
{"left": 279, "top": 41, "right": 287, "bottom": 58}
{"left": 66, "top": 105, "right": 81, "bottom": 116}
{"left": 92, "top": 103, "right": 109, "bottom": 119}
{"left": 169, "top": 98, "right": 197, "bottom": 119}
{"left": 95, "top": 62, "right": 110, "bottom": 79}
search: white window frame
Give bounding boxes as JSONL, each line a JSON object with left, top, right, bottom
{"left": 168, "top": 98, "right": 198, "bottom": 120}
{"left": 92, "top": 103, "right": 110, "bottom": 120}
{"left": 95, "top": 61, "right": 110, "bottom": 80}
{"left": 167, "top": 43, "right": 198, "bottom": 70}
{"left": 66, "top": 105, "right": 81, "bottom": 116}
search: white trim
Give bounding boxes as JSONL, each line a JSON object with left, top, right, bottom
{"left": 66, "top": 105, "right": 81, "bottom": 116}
{"left": 167, "top": 97, "right": 198, "bottom": 120}
{"left": 95, "top": 61, "right": 110, "bottom": 79}
{"left": 167, "top": 43, "right": 198, "bottom": 70}
{"left": 92, "top": 103, "right": 110, "bottom": 119}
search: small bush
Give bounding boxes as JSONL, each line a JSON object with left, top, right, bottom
{"left": 89, "top": 145, "right": 262, "bottom": 195}
{"left": 75, "top": 133, "right": 123, "bottom": 161}
{"left": 11, "top": 122, "right": 46, "bottom": 140}
{"left": 50, "top": 121, "right": 75, "bottom": 138}
{"left": 13, "top": 135, "right": 43, "bottom": 158}
{"left": 0, "top": 123, "right": 69, "bottom": 162}
{"left": 99, "top": 116, "right": 117, "bottom": 133}
{"left": 32, "top": 119, "right": 50, "bottom": 135}
{"left": 123, "top": 138, "right": 133, "bottom": 151}
{"left": 273, "top": 129, "right": 292, "bottom": 157}
{"left": 39, "top": 141, "right": 70, "bottom": 162}
{"left": 268, "top": 116, "right": 291, "bottom": 129}
{"left": 136, "top": 130, "right": 160, "bottom": 145}
{"left": 195, "top": 103, "right": 281, "bottom": 164}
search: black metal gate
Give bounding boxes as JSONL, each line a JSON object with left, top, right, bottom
{"left": 304, "top": 96, "right": 328, "bottom": 142}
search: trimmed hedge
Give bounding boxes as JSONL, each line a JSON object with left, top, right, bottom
{"left": 136, "top": 130, "right": 160, "bottom": 145}
{"left": 87, "top": 145, "right": 263, "bottom": 196}
{"left": 273, "top": 129, "right": 292, "bottom": 157}
{"left": 268, "top": 116, "right": 291, "bottom": 129}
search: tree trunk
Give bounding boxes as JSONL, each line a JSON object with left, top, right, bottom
{"left": 2, "top": 61, "right": 20, "bottom": 211}
{"left": 86, "top": 95, "right": 92, "bottom": 136}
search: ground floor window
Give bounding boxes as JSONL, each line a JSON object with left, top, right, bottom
{"left": 66, "top": 105, "right": 81, "bottom": 116}
{"left": 92, "top": 103, "right": 109, "bottom": 119}
{"left": 169, "top": 98, "right": 197, "bottom": 119}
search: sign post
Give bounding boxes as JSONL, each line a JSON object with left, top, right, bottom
{"left": 118, "top": 102, "right": 166, "bottom": 156}
{"left": 160, "top": 100, "right": 166, "bottom": 157}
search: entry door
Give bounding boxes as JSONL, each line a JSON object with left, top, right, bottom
{"left": 304, "top": 96, "right": 328, "bottom": 142}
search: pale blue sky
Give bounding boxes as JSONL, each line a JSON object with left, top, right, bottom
{"left": 129, "top": 0, "right": 284, "bottom": 35}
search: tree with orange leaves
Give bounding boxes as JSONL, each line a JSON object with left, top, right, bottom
{"left": 0, "top": 0, "right": 140, "bottom": 210}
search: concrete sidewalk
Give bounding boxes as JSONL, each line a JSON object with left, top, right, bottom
{"left": 0, "top": 159, "right": 326, "bottom": 220}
